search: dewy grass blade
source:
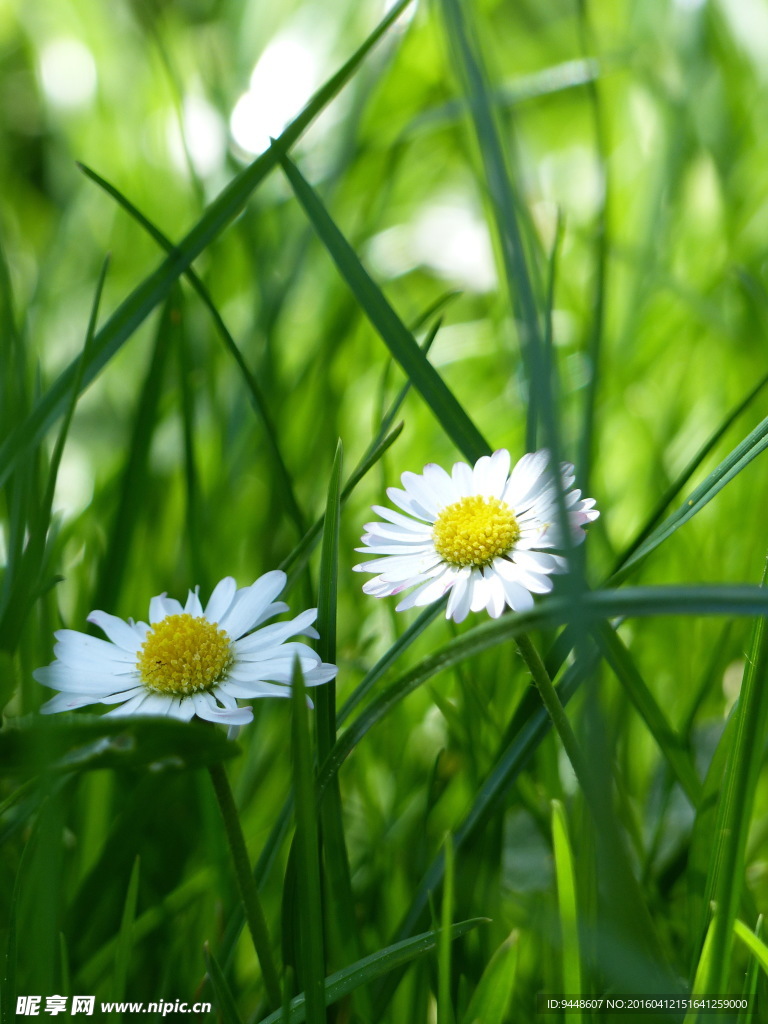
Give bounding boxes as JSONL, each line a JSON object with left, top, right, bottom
{"left": 0, "top": 0, "right": 415, "bottom": 491}
{"left": 733, "top": 918, "right": 768, "bottom": 978}
{"left": 278, "top": 152, "right": 490, "bottom": 464}
{"left": 290, "top": 662, "right": 326, "bottom": 1024}
{"left": 699, "top": 563, "right": 768, "bottom": 996}
{"left": 551, "top": 801, "right": 582, "bottom": 1019}
{"left": 255, "top": 920, "right": 486, "bottom": 1024}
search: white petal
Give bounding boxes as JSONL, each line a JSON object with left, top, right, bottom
{"left": 53, "top": 629, "right": 137, "bottom": 664}
{"left": 451, "top": 460, "right": 474, "bottom": 495}
{"left": 196, "top": 701, "right": 253, "bottom": 725}
{"left": 469, "top": 571, "right": 492, "bottom": 613}
{"left": 371, "top": 504, "right": 429, "bottom": 530}
{"left": 251, "top": 601, "right": 290, "bottom": 628}
{"left": 34, "top": 664, "right": 141, "bottom": 694}
{"left": 400, "top": 470, "right": 442, "bottom": 517}
{"left": 185, "top": 587, "right": 203, "bottom": 617}
{"left": 357, "top": 540, "right": 435, "bottom": 557}
{"left": 218, "top": 571, "right": 287, "bottom": 639}
{"left": 395, "top": 570, "right": 453, "bottom": 611}
{"left": 148, "top": 594, "right": 184, "bottom": 624}
{"left": 472, "top": 450, "right": 510, "bottom": 498}
{"left": 445, "top": 569, "right": 472, "bottom": 622}
{"left": 204, "top": 576, "right": 237, "bottom": 623}
{"left": 484, "top": 570, "right": 507, "bottom": 618}
{"left": 421, "top": 463, "right": 460, "bottom": 508}
{"left": 41, "top": 692, "right": 101, "bottom": 713}
{"left": 386, "top": 486, "right": 434, "bottom": 522}
{"left": 503, "top": 450, "right": 551, "bottom": 507}
{"left": 87, "top": 611, "right": 144, "bottom": 653}
{"left": 133, "top": 692, "right": 175, "bottom": 716}
{"left": 362, "top": 521, "right": 433, "bottom": 542}
{"left": 499, "top": 576, "right": 535, "bottom": 612}
{"left": 234, "top": 609, "right": 318, "bottom": 654}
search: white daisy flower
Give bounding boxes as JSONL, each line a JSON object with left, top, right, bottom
{"left": 34, "top": 571, "right": 337, "bottom": 725}
{"left": 354, "top": 449, "right": 599, "bottom": 623}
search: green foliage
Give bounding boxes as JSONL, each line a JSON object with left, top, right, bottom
{"left": 4, "top": 0, "right": 768, "bottom": 1020}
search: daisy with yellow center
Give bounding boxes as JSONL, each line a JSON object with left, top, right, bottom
{"left": 354, "top": 449, "right": 599, "bottom": 623}
{"left": 34, "top": 572, "right": 337, "bottom": 724}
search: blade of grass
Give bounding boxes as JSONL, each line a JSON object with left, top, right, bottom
{"left": 256, "top": 919, "right": 486, "bottom": 1024}
{"left": 314, "top": 442, "right": 366, "bottom": 1013}
{"left": 613, "top": 414, "right": 768, "bottom": 581}
{"left": 290, "top": 661, "right": 326, "bottom": 1024}
{"left": 92, "top": 292, "right": 179, "bottom": 614}
{"left": 438, "top": 0, "right": 545, "bottom": 450}
{"left": 460, "top": 931, "right": 518, "bottom": 1024}
{"left": 438, "top": 835, "right": 455, "bottom": 1024}
{"left": 737, "top": 917, "right": 762, "bottom": 1023}
{"left": 698, "top": 562, "right": 768, "bottom": 995}
{"left": 278, "top": 151, "right": 490, "bottom": 463}
{"left": 76, "top": 161, "right": 307, "bottom": 538}
{"left": 0, "top": 0, "right": 415, "bottom": 491}
{"left": 593, "top": 622, "right": 701, "bottom": 805}
{"left": 113, "top": 857, "right": 140, "bottom": 1004}
{"left": 613, "top": 371, "right": 768, "bottom": 575}
{"left": 204, "top": 943, "right": 245, "bottom": 1024}
{"left": 551, "top": 801, "right": 582, "bottom": 1018}
{"left": 733, "top": 918, "right": 768, "bottom": 976}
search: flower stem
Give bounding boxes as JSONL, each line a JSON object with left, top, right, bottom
{"left": 207, "top": 762, "right": 282, "bottom": 1009}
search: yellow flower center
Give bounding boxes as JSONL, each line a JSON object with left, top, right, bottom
{"left": 137, "top": 614, "right": 233, "bottom": 695}
{"left": 433, "top": 495, "right": 520, "bottom": 568}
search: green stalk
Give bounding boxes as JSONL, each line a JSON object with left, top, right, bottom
{"left": 208, "top": 763, "right": 282, "bottom": 1009}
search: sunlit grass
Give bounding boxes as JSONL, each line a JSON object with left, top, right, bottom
{"left": 3, "top": 0, "right": 768, "bottom": 1022}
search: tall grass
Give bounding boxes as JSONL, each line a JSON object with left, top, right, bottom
{"left": 3, "top": 0, "right": 768, "bottom": 1022}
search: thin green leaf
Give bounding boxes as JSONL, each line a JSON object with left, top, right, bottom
{"left": 113, "top": 857, "right": 141, "bottom": 1002}
{"left": 0, "top": 0, "right": 415, "bottom": 490}
{"left": 438, "top": 836, "right": 455, "bottom": 1024}
{"left": 699, "top": 565, "right": 768, "bottom": 995}
{"left": 1, "top": 714, "right": 238, "bottom": 776}
{"left": 204, "top": 943, "right": 245, "bottom": 1024}
{"left": 614, "top": 414, "right": 768, "bottom": 580}
{"left": 593, "top": 623, "right": 701, "bottom": 805}
{"left": 290, "top": 662, "right": 326, "bottom": 1024}
{"left": 256, "top": 919, "right": 486, "bottom": 1024}
{"left": 76, "top": 161, "right": 307, "bottom": 538}
{"left": 438, "top": 0, "right": 545, "bottom": 448}
{"left": 279, "top": 151, "right": 490, "bottom": 463}
{"left": 551, "top": 802, "right": 581, "bottom": 1016}
{"left": 460, "top": 932, "right": 518, "bottom": 1024}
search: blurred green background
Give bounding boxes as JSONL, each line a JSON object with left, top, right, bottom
{"left": 4, "top": 0, "right": 768, "bottom": 1020}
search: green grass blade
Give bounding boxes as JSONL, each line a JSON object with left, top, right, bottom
{"left": 733, "top": 917, "right": 768, "bottom": 977}
{"left": 278, "top": 151, "right": 490, "bottom": 463}
{"left": 92, "top": 293, "right": 178, "bottom": 613}
{"left": 315, "top": 440, "right": 342, "bottom": 759}
{"left": 551, "top": 801, "right": 582, "bottom": 1016}
{"left": 290, "top": 661, "right": 326, "bottom": 1024}
{"left": 438, "top": 0, "right": 545, "bottom": 447}
{"left": 614, "top": 414, "right": 768, "bottom": 580}
{"left": 319, "top": 584, "right": 768, "bottom": 803}
{"left": 593, "top": 623, "right": 701, "bottom": 805}
{"left": 460, "top": 932, "right": 518, "bottom": 1024}
{"left": 699, "top": 567, "right": 768, "bottom": 995}
{"left": 76, "top": 161, "right": 307, "bottom": 538}
{"left": 737, "top": 917, "right": 762, "bottom": 1023}
{"left": 113, "top": 856, "right": 140, "bottom": 1003}
{"left": 256, "top": 919, "right": 486, "bottom": 1024}
{"left": 683, "top": 917, "right": 715, "bottom": 1024}
{"left": 0, "top": 0, "right": 415, "bottom": 491}
{"left": 614, "top": 371, "right": 768, "bottom": 574}
{"left": 438, "top": 835, "right": 455, "bottom": 1024}
{"left": 204, "top": 943, "right": 245, "bottom": 1024}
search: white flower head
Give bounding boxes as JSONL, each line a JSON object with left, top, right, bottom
{"left": 354, "top": 449, "right": 599, "bottom": 624}
{"left": 34, "top": 571, "right": 337, "bottom": 725}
